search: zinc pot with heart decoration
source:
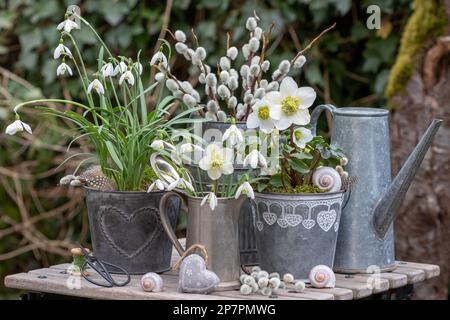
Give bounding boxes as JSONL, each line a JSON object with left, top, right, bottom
{"left": 159, "top": 191, "right": 247, "bottom": 290}
{"left": 252, "top": 190, "right": 345, "bottom": 279}
{"left": 84, "top": 187, "right": 179, "bottom": 274}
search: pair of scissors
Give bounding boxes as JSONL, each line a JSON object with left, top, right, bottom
{"left": 78, "top": 244, "right": 131, "bottom": 288}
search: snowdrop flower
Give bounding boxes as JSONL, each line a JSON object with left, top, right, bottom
{"left": 147, "top": 179, "right": 166, "bottom": 192}
{"left": 235, "top": 182, "right": 255, "bottom": 199}
{"left": 87, "top": 79, "right": 105, "bottom": 95}
{"left": 180, "top": 143, "right": 204, "bottom": 154}
{"left": 246, "top": 99, "right": 280, "bottom": 134}
{"left": 178, "top": 178, "right": 195, "bottom": 193}
{"left": 244, "top": 149, "right": 267, "bottom": 169}
{"left": 56, "top": 62, "right": 72, "bottom": 76}
{"left": 150, "top": 51, "right": 168, "bottom": 69}
{"left": 293, "top": 127, "right": 313, "bottom": 149}
{"left": 133, "top": 62, "right": 143, "bottom": 75}
{"left": 114, "top": 61, "right": 128, "bottom": 75}
{"left": 5, "top": 119, "right": 32, "bottom": 135}
{"left": 53, "top": 44, "right": 72, "bottom": 60}
{"left": 222, "top": 124, "right": 244, "bottom": 147}
{"left": 101, "top": 63, "right": 115, "bottom": 77}
{"left": 264, "top": 76, "right": 316, "bottom": 130}
{"left": 199, "top": 144, "right": 233, "bottom": 180}
{"left": 201, "top": 192, "right": 218, "bottom": 211}
{"left": 167, "top": 178, "right": 180, "bottom": 191}
{"left": 293, "top": 55, "right": 307, "bottom": 69}
{"left": 57, "top": 19, "right": 79, "bottom": 33}
{"left": 119, "top": 70, "right": 135, "bottom": 86}
{"left": 150, "top": 139, "right": 176, "bottom": 151}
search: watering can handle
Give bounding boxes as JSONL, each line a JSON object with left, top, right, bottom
{"left": 310, "top": 104, "right": 337, "bottom": 136}
{"left": 159, "top": 191, "right": 189, "bottom": 256}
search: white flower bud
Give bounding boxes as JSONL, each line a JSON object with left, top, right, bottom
{"left": 255, "top": 87, "right": 265, "bottom": 99}
{"left": 226, "top": 46, "right": 238, "bottom": 60}
{"left": 217, "top": 84, "right": 231, "bottom": 99}
{"left": 198, "top": 73, "right": 206, "bottom": 84}
{"left": 258, "top": 277, "right": 269, "bottom": 289}
{"left": 242, "top": 44, "right": 250, "bottom": 59}
{"left": 184, "top": 48, "right": 194, "bottom": 61}
{"left": 244, "top": 92, "right": 253, "bottom": 104}
{"left": 251, "top": 56, "right": 260, "bottom": 65}
{"left": 174, "top": 30, "right": 187, "bottom": 42}
{"left": 206, "top": 100, "right": 219, "bottom": 113}
{"left": 227, "top": 96, "right": 237, "bottom": 109}
{"left": 228, "top": 76, "right": 238, "bottom": 90}
{"left": 261, "top": 60, "right": 270, "bottom": 72}
{"left": 203, "top": 64, "right": 211, "bottom": 74}
{"left": 248, "top": 37, "right": 260, "bottom": 53}
{"left": 240, "top": 65, "right": 249, "bottom": 77}
{"left": 173, "top": 90, "right": 184, "bottom": 99}
{"left": 246, "top": 17, "right": 257, "bottom": 31}
{"left": 278, "top": 60, "right": 291, "bottom": 74}
{"left": 229, "top": 68, "right": 238, "bottom": 79}
{"left": 191, "top": 90, "right": 201, "bottom": 102}
{"left": 259, "top": 79, "right": 268, "bottom": 89}
{"left": 205, "top": 111, "right": 216, "bottom": 121}
{"left": 205, "top": 84, "right": 216, "bottom": 96}
{"left": 240, "top": 284, "right": 252, "bottom": 295}
{"left": 236, "top": 104, "right": 245, "bottom": 119}
{"left": 340, "top": 157, "right": 349, "bottom": 166}
{"left": 175, "top": 42, "right": 188, "bottom": 54}
{"left": 195, "top": 47, "right": 207, "bottom": 60}
{"left": 217, "top": 110, "right": 227, "bottom": 122}
{"left": 155, "top": 72, "right": 165, "bottom": 82}
{"left": 269, "top": 277, "right": 281, "bottom": 289}
{"left": 181, "top": 81, "right": 194, "bottom": 94}
{"left": 272, "top": 69, "right": 282, "bottom": 80}
{"left": 220, "top": 70, "right": 230, "bottom": 83}
{"left": 182, "top": 94, "right": 197, "bottom": 108}
{"left": 191, "top": 54, "right": 202, "bottom": 66}
{"left": 283, "top": 273, "right": 294, "bottom": 283}
{"left": 254, "top": 27, "right": 263, "bottom": 39}
{"left": 266, "top": 81, "right": 279, "bottom": 91}
{"left": 219, "top": 57, "right": 230, "bottom": 70}
{"left": 165, "top": 79, "right": 178, "bottom": 92}
{"left": 293, "top": 55, "right": 307, "bottom": 69}
{"left": 249, "top": 64, "right": 260, "bottom": 76}
{"left": 205, "top": 73, "right": 217, "bottom": 87}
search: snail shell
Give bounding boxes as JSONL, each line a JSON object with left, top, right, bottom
{"left": 312, "top": 167, "right": 342, "bottom": 192}
{"left": 309, "top": 265, "right": 336, "bottom": 288}
{"left": 141, "top": 272, "right": 164, "bottom": 292}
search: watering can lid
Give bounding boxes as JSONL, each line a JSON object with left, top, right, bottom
{"left": 333, "top": 107, "right": 389, "bottom": 117}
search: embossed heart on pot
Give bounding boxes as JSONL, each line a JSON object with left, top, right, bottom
{"left": 256, "top": 221, "right": 264, "bottom": 231}
{"left": 277, "top": 217, "right": 289, "bottom": 228}
{"left": 179, "top": 254, "right": 220, "bottom": 294}
{"left": 302, "top": 219, "right": 316, "bottom": 229}
{"left": 100, "top": 206, "right": 161, "bottom": 258}
{"left": 285, "top": 214, "right": 303, "bottom": 227}
{"left": 317, "top": 209, "right": 337, "bottom": 232}
{"left": 262, "top": 211, "right": 277, "bottom": 225}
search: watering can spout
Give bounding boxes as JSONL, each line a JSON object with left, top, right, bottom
{"left": 372, "top": 119, "right": 443, "bottom": 239}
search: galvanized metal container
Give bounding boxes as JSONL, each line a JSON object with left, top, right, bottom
{"left": 253, "top": 191, "right": 345, "bottom": 280}
{"left": 84, "top": 187, "right": 179, "bottom": 274}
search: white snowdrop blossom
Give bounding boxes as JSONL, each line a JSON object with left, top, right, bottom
{"left": 179, "top": 143, "right": 204, "bottom": 154}
{"left": 147, "top": 179, "right": 166, "bottom": 192}
{"left": 246, "top": 99, "right": 280, "bottom": 134}
{"left": 222, "top": 125, "right": 244, "bottom": 147}
{"left": 53, "top": 44, "right": 72, "bottom": 60}
{"left": 235, "top": 182, "right": 255, "bottom": 199}
{"left": 201, "top": 192, "right": 218, "bottom": 211}
{"left": 150, "top": 51, "right": 168, "bottom": 69}
{"left": 57, "top": 19, "right": 79, "bottom": 33}
{"left": 199, "top": 144, "right": 234, "bottom": 180}
{"left": 87, "top": 79, "right": 105, "bottom": 95}
{"left": 264, "top": 76, "right": 316, "bottom": 130}
{"left": 56, "top": 62, "right": 72, "bottom": 76}
{"left": 167, "top": 178, "right": 180, "bottom": 191}
{"left": 101, "top": 63, "right": 115, "bottom": 77}
{"left": 119, "top": 70, "right": 135, "bottom": 86}
{"left": 178, "top": 178, "right": 195, "bottom": 193}
{"left": 150, "top": 140, "right": 176, "bottom": 151}
{"left": 5, "top": 119, "right": 32, "bottom": 135}
{"left": 293, "top": 127, "right": 313, "bottom": 149}
{"left": 114, "top": 61, "right": 128, "bottom": 75}
{"left": 244, "top": 149, "right": 267, "bottom": 169}
{"left": 133, "top": 62, "right": 143, "bottom": 75}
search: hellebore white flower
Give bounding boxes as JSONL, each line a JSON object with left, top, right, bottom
{"left": 201, "top": 192, "right": 218, "bottom": 211}
{"left": 235, "top": 181, "right": 255, "bottom": 199}
{"left": 147, "top": 179, "right": 166, "bottom": 192}
{"left": 244, "top": 149, "right": 267, "bottom": 169}
{"left": 114, "top": 61, "right": 128, "bottom": 75}
{"left": 57, "top": 19, "right": 79, "bottom": 33}
{"left": 53, "top": 44, "right": 72, "bottom": 60}
{"left": 246, "top": 99, "right": 280, "bottom": 134}
{"left": 133, "top": 62, "right": 143, "bottom": 75}
{"left": 56, "top": 62, "right": 73, "bottom": 76}
{"left": 101, "top": 63, "right": 115, "bottom": 77}
{"left": 199, "top": 144, "right": 234, "bottom": 180}
{"left": 222, "top": 125, "right": 244, "bottom": 147}
{"left": 264, "top": 76, "right": 316, "bottom": 130}
{"left": 293, "top": 127, "right": 313, "bottom": 149}
{"left": 119, "top": 70, "right": 135, "bottom": 86}
{"left": 150, "top": 51, "right": 168, "bottom": 69}
{"left": 5, "top": 119, "right": 32, "bottom": 135}
{"left": 87, "top": 79, "right": 105, "bottom": 95}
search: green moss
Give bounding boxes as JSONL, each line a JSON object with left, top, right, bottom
{"left": 266, "top": 184, "right": 326, "bottom": 194}
{"left": 385, "top": 0, "right": 447, "bottom": 101}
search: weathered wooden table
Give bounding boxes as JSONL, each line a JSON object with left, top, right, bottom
{"left": 4, "top": 242, "right": 440, "bottom": 300}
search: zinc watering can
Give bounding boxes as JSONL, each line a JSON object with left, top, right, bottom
{"left": 310, "top": 105, "right": 442, "bottom": 273}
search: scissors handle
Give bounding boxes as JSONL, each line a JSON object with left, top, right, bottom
{"left": 81, "top": 260, "right": 130, "bottom": 287}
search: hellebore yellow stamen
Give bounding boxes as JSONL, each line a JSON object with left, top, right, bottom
{"left": 258, "top": 105, "right": 270, "bottom": 120}
{"left": 281, "top": 96, "right": 300, "bottom": 115}
{"left": 295, "top": 131, "right": 302, "bottom": 141}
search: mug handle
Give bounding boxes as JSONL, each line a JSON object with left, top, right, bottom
{"left": 310, "top": 104, "right": 336, "bottom": 136}
{"left": 159, "top": 191, "right": 188, "bottom": 256}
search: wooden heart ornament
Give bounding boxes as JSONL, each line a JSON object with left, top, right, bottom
{"left": 178, "top": 254, "right": 220, "bottom": 294}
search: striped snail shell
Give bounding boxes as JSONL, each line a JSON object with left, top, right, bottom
{"left": 312, "top": 167, "right": 342, "bottom": 192}
{"left": 141, "top": 272, "right": 164, "bottom": 292}
{"left": 309, "top": 265, "right": 336, "bottom": 288}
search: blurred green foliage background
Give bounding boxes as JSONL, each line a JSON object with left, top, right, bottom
{"left": 0, "top": 0, "right": 411, "bottom": 298}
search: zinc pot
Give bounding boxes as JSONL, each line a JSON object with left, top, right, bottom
{"left": 253, "top": 191, "right": 345, "bottom": 279}
{"left": 189, "top": 120, "right": 259, "bottom": 265}
{"left": 84, "top": 187, "right": 179, "bottom": 274}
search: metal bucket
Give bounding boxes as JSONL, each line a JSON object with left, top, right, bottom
{"left": 253, "top": 191, "right": 345, "bottom": 279}
{"left": 84, "top": 187, "right": 179, "bottom": 274}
